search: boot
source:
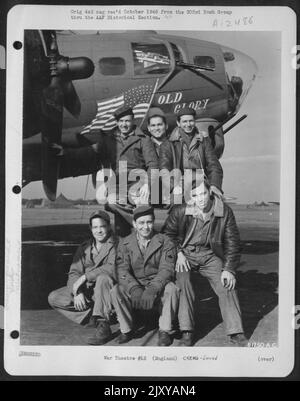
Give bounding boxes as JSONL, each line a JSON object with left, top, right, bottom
{"left": 87, "top": 320, "right": 112, "bottom": 345}
{"left": 158, "top": 331, "right": 172, "bottom": 346}
{"left": 229, "top": 333, "right": 248, "bottom": 347}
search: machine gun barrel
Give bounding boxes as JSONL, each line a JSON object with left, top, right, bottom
{"left": 223, "top": 114, "right": 247, "bottom": 135}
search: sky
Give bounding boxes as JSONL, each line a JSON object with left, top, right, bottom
{"left": 23, "top": 31, "right": 281, "bottom": 203}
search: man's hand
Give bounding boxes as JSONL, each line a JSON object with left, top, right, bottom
{"left": 97, "top": 182, "right": 108, "bottom": 203}
{"left": 74, "top": 293, "right": 88, "bottom": 312}
{"left": 131, "top": 286, "right": 144, "bottom": 309}
{"left": 176, "top": 251, "right": 191, "bottom": 273}
{"left": 199, "top": 130, "right": 209, "bottom": 139}
{"left": 210, "top": 185, "right": 223, "bottom": 199}
{"left": 221, "top": 271, "right": 236, "bottom": 290}
{"left": 73, "top": 275, "right": 86, "bottom": 296}
{"left": 140, "top": 287, "right": 158, "bottom": 310}
{"left": 173, "top": 185, "right": 182, "bottom": 195}
{"left": 138, "top": 183, "right": 149, "bottom": 204}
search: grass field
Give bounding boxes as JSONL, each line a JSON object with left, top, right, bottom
{"left": 22, "top": 204, "right": 279, "bottom": 234}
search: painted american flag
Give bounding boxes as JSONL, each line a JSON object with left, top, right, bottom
{"left": 81, "top": 80, "right": 159, "bottom": 134}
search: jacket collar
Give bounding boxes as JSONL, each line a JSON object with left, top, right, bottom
{"left": 114, "top": 126, "right": 146, "bottom": 156}
{"left": 185, "top": 198, "right": 224, "bottom": 218}
{"left": 123, "top": 231, "right": 164, "bottom": 266}
{"left": 114, "top": 126, "right": 145, "bottom": 139}
{"left": 213, "top": 197, "right": 224, "bottom": 217}
{"left": 169, "top": 127, "right": 204, "bottom": 143}
{"left": 86, "top": 235, "right": 115, "bottom": 265}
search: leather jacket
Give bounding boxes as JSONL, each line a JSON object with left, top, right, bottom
{"left": 159, "top": 127, "right": 223, "bottom": 191}
{"left": 162, "top": 201, "right": 241, "bottom": 273}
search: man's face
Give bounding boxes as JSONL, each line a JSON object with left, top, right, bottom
{"left": 133, "top": 215, "right": 154, "bottom": 239}
{"left": 91, "top": 217, "right": 110, "bottom": 243}
{"left": 190, "top": 183, "right": 210, "bottom": 210}
{"left": 117, "top": 114, "right": 134, "bottom": 135}
{"left": 177, "top": 114, "right": 195, "bottom": 134}
{"left": 148, "top": 116, "right": 167, "bottom": 140}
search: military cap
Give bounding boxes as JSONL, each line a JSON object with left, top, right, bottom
{"left": 133, "top": 205, "right": 155, "bottom": 221}
{"left": 183, "top": 175, "right": 210, "bottom": 201}
{"left": 113, "top": 106, "right": 134, "bottom": 120}
{"left": 147, "top": 107, "right": 165, "bottom": 119}
{"left": 190, "top": 176, "right": 210, "bottom": 193}
{"left": 89, "top": 209, "right": 111, "bottom": 225}
{"left": 177, "top": 107, "right": 196, "bottom": 120}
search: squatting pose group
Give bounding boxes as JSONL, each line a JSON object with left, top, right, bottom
{"left": 49, "top": 106, "right": 247, "bottom": 347}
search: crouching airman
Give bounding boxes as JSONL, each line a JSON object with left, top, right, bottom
{"left": 48, "top": 210, "right": 118, "bottom": 345}
{"left": 111, "top": 206, "right": 179, "bottom": 346}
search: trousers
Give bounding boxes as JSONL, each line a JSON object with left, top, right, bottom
{"left": 176, "top": 252, "right": 243, "bottom": 335}
{"left": 110, "top": 282, "right": 180, "bottom": 334}
{"left": 48, "top": 274, "right": 114, "bottom": 324}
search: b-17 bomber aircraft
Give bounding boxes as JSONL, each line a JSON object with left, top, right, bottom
{"left": 23, "top": 30, "right": 257, "bottom": 200}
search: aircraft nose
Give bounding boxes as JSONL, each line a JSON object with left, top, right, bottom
{"left": 221, "top": 46, "right": 258, "bottom": 114}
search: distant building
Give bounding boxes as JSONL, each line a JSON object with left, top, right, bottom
{"left": 25, "top": 199, "right": 35, "bottom": 208}
{"left": 247, "top": 201, "right": 269, "bottom": 209}
{"left": 41, "top": 193, "right": 76, "bottom": 209}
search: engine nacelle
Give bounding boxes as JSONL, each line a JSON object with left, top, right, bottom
{"left": 57, "top": 56, "right": 95, "bottom": 80}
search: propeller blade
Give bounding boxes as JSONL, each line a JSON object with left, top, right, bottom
{"left": 41, "top": 144, "right": 60, "bottom": 201}
{"left": 62, "top": 80, "right": 81, "bottom": 118}
{"left": 41, "top": 32, "right": 64, "bottom": 200}
{"left": 42, "top": 79, "right": 64, "bottom": 123}
{"left": 41, "top": 122, "right": 62, "bottom": 201}
{"left": 92, "top": 172, "right": 97, "bottom": 189}
{"left": 42, "top": 33, "right": 64, "bottom": 124}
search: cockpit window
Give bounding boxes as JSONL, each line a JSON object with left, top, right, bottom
{"left": 132, "top": 43, "right": 170, "bottom": 75}
{"left": 193, "top": 56, "right": 216, "bottom": 70}
{"left": 99, "top": 57, "right": 126, "bottom": 76}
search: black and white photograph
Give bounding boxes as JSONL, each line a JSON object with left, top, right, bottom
{"left": 4, "top": 5, "right": 296, "bottom": 377}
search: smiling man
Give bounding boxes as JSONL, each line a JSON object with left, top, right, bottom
{"left": 102, "top": 106, "right": 159, "bottom": 236}
{"left": 147, "top": 107, "right": 168, "bottom": 157}
{"left": 111, "top": 206, "right": 179, "bottom": 346}
{"left": 162, "top": 178, "right": 247, "bottom": 347}
{"left": 159, "top": 107, "right": 223, "bottom": 203}
{"left": 146, "top": 107, "right": 169, "bottom": 206}
{"left": 48, "top": 210, "right": 117, "bottom": 345}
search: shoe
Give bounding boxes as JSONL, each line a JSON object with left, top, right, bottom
{"left": 87, "top": 320, "right": 112, "bottom": 345}
{"left": 158, "top": 331, "right": 172, "bottom": 346}
{"left": 229, "top": 333, "right": 248, "bottom": 347}
{"left": 181, "top": 331, "right": 194, "bottom": 346}
{"left": 85, "top": 316, "right": 100, "bottom": 328}
{"left": 116, "top": 331, "right": 133, "bottom": 344}
{"left": 108, "top": 311, "right": 118, "bottom": 325}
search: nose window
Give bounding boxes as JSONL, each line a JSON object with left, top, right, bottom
{"left": 221, "top": 46, "right": 257, "bottom": 115}
{"left": 193, "top": 56, "right": 216, "bottom": 70}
